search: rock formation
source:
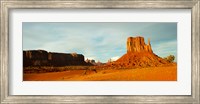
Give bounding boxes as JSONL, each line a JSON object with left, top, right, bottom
{"left": 85, "top": 59, "right": 96, "bottom": 65}
{"left": 108, "top": 36, "right": 174, "bottom": 68}
{"left": 127, "top": 36, "right": 152, "bottom": 53}
{"left": 23, "top": 50, "right": 91, "bottom": 67}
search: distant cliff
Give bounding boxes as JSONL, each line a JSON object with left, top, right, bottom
{"left": 23, "top": 50, "right": 91, "bottom": 67}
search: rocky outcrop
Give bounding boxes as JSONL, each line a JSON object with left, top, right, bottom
{"left": 127, "top": 36, "right": 153, "bottom": 53}
{"left": 23, "top": 50, "right": 91, "bottom": 67}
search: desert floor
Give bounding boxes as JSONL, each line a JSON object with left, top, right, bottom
{"left": 23, "top": 65, "right": 177, "bottom": 81}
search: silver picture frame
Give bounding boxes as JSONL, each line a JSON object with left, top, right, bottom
{"left": 1, "top": 0, "right": 199, "bottom": 103}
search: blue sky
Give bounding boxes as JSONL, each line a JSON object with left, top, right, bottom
{"left": 23, "top": 22, "right": 177, "bottom": 62}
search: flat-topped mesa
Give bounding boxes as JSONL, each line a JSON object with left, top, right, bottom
{"left": 23, "top": 50, "right": 91, "bottom": 67}
{"left": 127, "top": 36, "right": 153, "bottom": 53}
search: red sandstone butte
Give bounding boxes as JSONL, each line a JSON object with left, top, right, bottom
{"left": 110, "top": 36, "right": 175, "bottom": 68}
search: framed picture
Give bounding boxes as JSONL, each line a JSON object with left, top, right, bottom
{"left": 1, "top": 0, "right": 199, "bottom": 103}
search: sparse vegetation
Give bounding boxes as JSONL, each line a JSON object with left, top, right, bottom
{"left": 23, "top": 66, "right": 93, "bottom": 74}
{"left": 164, "top": 55, "right": 175, "bottom": 62}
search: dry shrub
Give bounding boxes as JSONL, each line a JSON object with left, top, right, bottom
{"left": 164, "top": 55, "right": 175, "bottom": 62}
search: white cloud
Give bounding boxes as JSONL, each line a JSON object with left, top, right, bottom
{"left": 85, "top": 57, "right": 96, "bottom": 60}
{"left": 111, "top": 56, "right": 120, "bottom": 61}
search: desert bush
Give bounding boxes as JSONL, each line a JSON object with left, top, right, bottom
{"left": 164, "top": 55, "right": 175, "bottom": 62}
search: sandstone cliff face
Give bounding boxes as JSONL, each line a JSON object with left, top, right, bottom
{"left": 127, "top": 36, "right": 153, "bottom": 53}
{"left": 23, "top": 50, "right": 90, "bottom": 67}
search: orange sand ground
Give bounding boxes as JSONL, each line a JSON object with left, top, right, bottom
{"left": 23, "top": 65, "right": 177, "bottom": 81}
